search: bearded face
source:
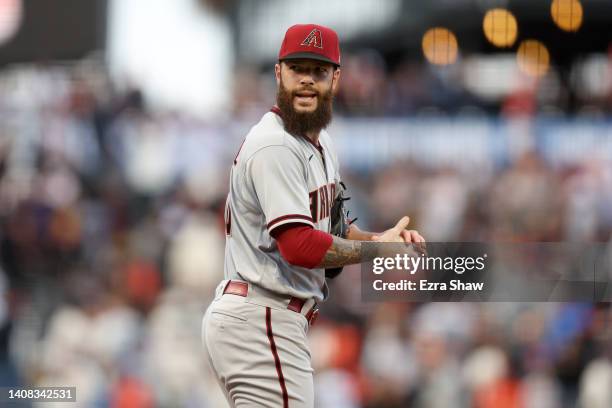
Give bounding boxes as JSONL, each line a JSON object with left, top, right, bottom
{"left": 275, "top": 61, "right": 337, "bottom": 137}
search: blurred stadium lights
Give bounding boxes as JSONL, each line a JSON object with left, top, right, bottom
{"left": 0, "top": 0, "right": 22, "bottom": 45}
{"left": 482, "top": 8, "right": 518, "bottom": 48}
{"left": 325, "top": 0, "right": 612, "bottom": 72}
{"left": 551, "top": 0, "right": 583, "bottom": 32}
{"left": 0, "top": 0, "right": 611, "bottom": 116}
{"left": 421, "top": 27, "right": 459, "bottom": 66}
{"left": 517, "top": 39, "right": 550, "bottom": 77}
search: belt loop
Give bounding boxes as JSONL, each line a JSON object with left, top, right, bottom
{"left": 305, "top": 304, "right": 319, "bottom": 326}
{"left": 287, "top": 297, "right": 304, "bottom": 313}
{"left": 221, "top": 280, "right": 232, "bottom": 297}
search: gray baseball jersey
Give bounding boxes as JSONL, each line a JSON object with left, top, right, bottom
{"left": 223, "top": 107, "right": 340, "bottom": 302}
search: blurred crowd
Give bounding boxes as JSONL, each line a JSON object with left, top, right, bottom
{"left": 0, "top": 58, "right": 611, "bottom": 408}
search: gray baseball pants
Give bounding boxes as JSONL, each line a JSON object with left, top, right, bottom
{"left": 202, "top": 280, "right": 316, "bottom": 407}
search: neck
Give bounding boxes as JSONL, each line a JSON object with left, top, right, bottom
{"left": 304, "top": 131, "right": 320, "bottom": 145}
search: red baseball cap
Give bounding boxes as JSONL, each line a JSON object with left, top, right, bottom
{"left": 278, "top": 24, "right": 341, "bottom": 67}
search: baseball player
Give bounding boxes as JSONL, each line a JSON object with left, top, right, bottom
{"left": 202, "top": 23, "right": 425, "bottom": 408}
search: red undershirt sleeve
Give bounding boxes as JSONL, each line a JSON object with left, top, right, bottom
{"left": 270, "top": 223, "right": 333, "bottom": 269}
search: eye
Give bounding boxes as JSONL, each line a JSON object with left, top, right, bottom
{"left": 292, "top": 64, "right": 307, "bottom": 73}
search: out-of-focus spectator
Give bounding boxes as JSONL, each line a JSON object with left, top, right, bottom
{"left": 490, "top": 152, "right": 563, "bottom": 241}
{"left": 578, "top": 358, "right": 612, "bottom": 408}
{"left": 167, "top": 213, "right": 224, "bottom": 294}
{"left": 336, "top": 51, "right": 388, "bottom": 116}
{"left": 417, "top": 167, "right": 469, "bottom": 241}
{"left": 361, "top": 304, "right": 416, "bottom": 407}
{"left": 143, "top": 288, "right": 220, "bottom": 407}
{"left": 36, "top": 300, "right": 141, "bottom": 406}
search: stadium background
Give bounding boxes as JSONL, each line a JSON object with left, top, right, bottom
{"left": 0, "top": 0, "right": 611, "bottom": 406}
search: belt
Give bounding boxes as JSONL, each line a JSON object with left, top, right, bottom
{"left": 222, "top": 280, "right": 319, "bottom": 326}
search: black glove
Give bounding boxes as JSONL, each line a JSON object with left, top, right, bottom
{"left": 325, "top": 181, "right": 357, "bottom": 279}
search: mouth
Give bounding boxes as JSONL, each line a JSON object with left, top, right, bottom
{"left": 294, "top": 92, "right": 317, "bottom": 105}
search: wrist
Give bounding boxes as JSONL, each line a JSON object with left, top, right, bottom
{"left": 347, "top": 224, "right": 377, "bottom": 241}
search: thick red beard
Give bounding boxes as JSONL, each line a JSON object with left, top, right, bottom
{"left": 276, "top": 79, "right": 333, "bottom": 137}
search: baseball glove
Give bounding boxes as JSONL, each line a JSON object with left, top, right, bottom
{"left": 326, "top": 181, "right": 357, "bottom": 279}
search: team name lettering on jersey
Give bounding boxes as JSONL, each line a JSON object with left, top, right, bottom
{"left": 309, "top": 182, "right": 335, "bottom": 223}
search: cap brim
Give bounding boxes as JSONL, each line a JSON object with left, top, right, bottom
{"left": 280, "top": 52, "right": 340, "bottom": 67}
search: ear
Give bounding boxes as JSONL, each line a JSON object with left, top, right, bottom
{"left": 275, "top": 63, "right": 281, "bottom": 86}
{"left": 331, "top": 68, "right": 341, "bottom": 94}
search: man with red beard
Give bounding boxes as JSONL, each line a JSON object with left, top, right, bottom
{"left": 202, "top": 24, "right": 424, "bottom": 407}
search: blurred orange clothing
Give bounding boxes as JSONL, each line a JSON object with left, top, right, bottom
{"left": 475, "top": 378, "right": 523, "bottom": 408}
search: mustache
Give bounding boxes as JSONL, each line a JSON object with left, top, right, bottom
{"left": 291, "top": 87, "right": 319, "bottom": 96}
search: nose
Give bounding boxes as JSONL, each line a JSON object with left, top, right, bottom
{"left": 299, "top": 74, "right": 314, "bottom": 86}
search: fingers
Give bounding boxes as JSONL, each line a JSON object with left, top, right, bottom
{"left": 393, "top": 216, "right": 410, "bottom": 232}
{"left": 400, "top": 229, "right": 427, "bottom": 255}
{"left": 411, "top": 231, "right": 427, "bottom": 255}
{"left": 411, "top": 230, "right": 426, "bottom": 244}
{"left": 400, "top": 230, "right": 426, "bottom": 243}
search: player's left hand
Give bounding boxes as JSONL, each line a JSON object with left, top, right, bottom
{"left": 372, "top": 216, "right": 427, "bottom": 254}
{"left": 400, "top": 229, "right": 425, "bottom": 244}
{"left": 401, "top": 229, "right": 427, "bottom": 255}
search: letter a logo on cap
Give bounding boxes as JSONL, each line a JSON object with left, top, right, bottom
{"left": 279, "top": 24, "right": 340, "bottom": 66}
{"left": 301, "top": 28, "right": 323, "bottom": 49}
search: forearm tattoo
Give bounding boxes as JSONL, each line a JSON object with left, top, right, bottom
{"left": 316, "top": 235, "right": 379, "bottom": 269}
